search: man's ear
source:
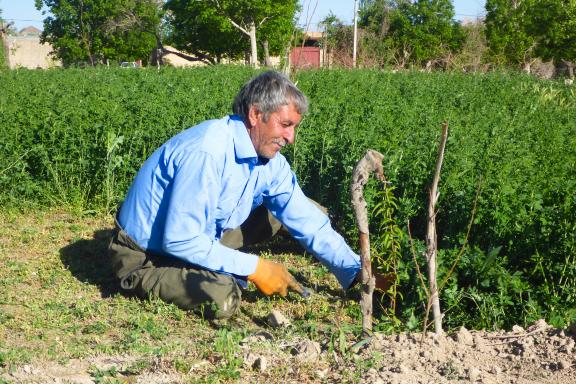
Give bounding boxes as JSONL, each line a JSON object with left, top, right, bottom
{"left": 248, "top": 105, "right": 262, "bottom": 128}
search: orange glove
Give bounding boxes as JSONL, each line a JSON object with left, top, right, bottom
{"left": 248, "top": 258, "right": 300, "bottom": 296}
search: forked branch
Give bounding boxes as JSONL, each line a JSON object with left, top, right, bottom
{"left": 425, "top": 121, "right": 449, "bottom": 335}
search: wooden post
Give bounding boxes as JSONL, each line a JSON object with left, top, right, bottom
{"left": 350, "top": 150, "right": 385, "bottom": 337}
{"left": 426, "top": 122, "right": 449, "bottom": 335}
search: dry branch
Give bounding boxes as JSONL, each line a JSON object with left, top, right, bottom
{"left": 350, "top": 149, "right": 385, "bottom": 337}
{"left": 425, "top": 121, "right": 449, "bottom": 335}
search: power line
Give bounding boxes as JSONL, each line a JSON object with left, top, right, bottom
{"left": 455, "top": 13, "right": 486, "bottom": 17}
{"left": 2, "top": 18, "right": 44, "bottom": 22}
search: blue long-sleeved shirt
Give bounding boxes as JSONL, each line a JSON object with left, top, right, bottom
{"left": 118, "top": 115, "right": 360, "bottom": 288}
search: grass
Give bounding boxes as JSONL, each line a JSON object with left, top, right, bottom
{"left": 0, "top": 209, "right": 386, "bottom": 382}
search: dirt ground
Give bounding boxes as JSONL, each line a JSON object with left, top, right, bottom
{"left": 4, "top": 318, "right": 575, "bottom": 383}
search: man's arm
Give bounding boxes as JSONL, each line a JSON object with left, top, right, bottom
{"left": 263, "top": 156, "right": 361, "bottom": 289}
{"left": 161, "top": 150, "right": 259, "bottom": 276}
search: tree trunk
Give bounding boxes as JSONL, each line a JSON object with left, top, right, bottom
{"left": 263, "top": 40, "right": 272, "bottom": 67}
{"left": 562, "top": 59, "right": 574, "bottom": 79}
{"left": 0, "top": 22, "right": 10, "bottom": 68}
{"left": 350, "top": 149, "right": 385, "bottom": 337}
{"left": 249, "top": 21, "right": 258, "bottom": 67}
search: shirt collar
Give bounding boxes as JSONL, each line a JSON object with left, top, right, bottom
{"left": 229, "top": 114, "right": 264, "bottom": 165}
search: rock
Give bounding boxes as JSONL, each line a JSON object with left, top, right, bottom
{"left": 241, "top": 330, "right": 274, "bottom": 344}
{"left": 419, "top": 350, "right": 431, "bottom": 360}
{"left": 512, "top": 325, "right": 525, "bottom": 334}
{"left": 243, "top": 353, "right": 257, "bottom": 369}
{"left": 557, "top": 360, "right": 571, "bottom": 370}
{"left": 291, "top": 340, "right": 321, "bottom": 362}
{"left": 467, "top": 367, "right": 481, "bottom": 382}
{"left": 454, "top": 326, "right": 474, "bottom": 345}
{"left": 253, "top": 356, "right": 267, "bottom": 373}
{"left": 316, "top": 368, "right": 329, "bottom": 379}
{"left": 366, "top": 368, "right": 378, "bottom": 379}
{"left": 527, "top": 319, "right": 549, "bottom": 332}
{"left": 473, "top": 335, "right": 486, "bottom": 351}
{"left": 268, "top": 310, "right": 290, "bottom": 328}
{"left": 560, "top": 339, "right": 575, "bottom": 353}
{"left": 490, "top": 365, "right": 502, "bottom": 375}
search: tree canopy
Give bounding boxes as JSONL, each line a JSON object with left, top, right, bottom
{"left": 358, "top": 0, "right": 465, "bottom": 67}
{"left": 484, "top": 0, "right": 537, "bottom": 66}
{"left": 165, "top": 0, "right": 298, "bottom": 65}
{"left": 35, "top": 0, "right": 162, "bottom": 66}
{"left": 485, "top": 0, "right": 576, "bottom": 68}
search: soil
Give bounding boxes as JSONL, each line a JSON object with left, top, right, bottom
{"left": 5, "top": 318, "right": 576, "bottom": 383}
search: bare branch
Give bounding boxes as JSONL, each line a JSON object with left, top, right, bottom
{"left": 351, "top": 149, "right": 385, "bottom": 338}
{"left": 258, "top": 16, "right": 271, "bottom": 27}
{"left": 425, "top": 121, "right": 449, "bottom": 335}
{"left": 227, "top": 17, "right": 250, "bottom": 36}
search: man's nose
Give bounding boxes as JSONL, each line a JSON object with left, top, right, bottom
{"left": 284, "top": 126, "right": 295, "bottom": 144}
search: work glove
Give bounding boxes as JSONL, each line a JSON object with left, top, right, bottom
{"left": 248, "top": 258, "right": 301, "bottom": 296}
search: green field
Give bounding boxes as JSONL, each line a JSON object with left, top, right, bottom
{"left": 1, "top": 66, "right": 575, "bottom": 333}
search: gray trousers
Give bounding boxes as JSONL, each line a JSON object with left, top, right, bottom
{"left": 109, "top": 205, "right": 288, "bottom": 319}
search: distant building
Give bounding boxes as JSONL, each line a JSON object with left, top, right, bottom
{"left": 290, "top": 31, "right": 323, "bottom": 69}
{"left": 18, "top": 26, "right": 42, "bottom": 37}
{"left": 5, "top": 26, "right": 61, "bottom": 69}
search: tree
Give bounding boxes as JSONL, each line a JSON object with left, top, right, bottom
{"left": 165, "top": 0, "right": 298, "bottom": 66}
{"left": 318, "top": 13, "right": 342, "bottom": 68}
{"left": 529, "top": 0, "right": 576, "bottom": 77}
{"left": 485, "top": 0, "right": 576, "bottom": 75}
{"left": 103, "top": 0, "right": 164, "bottom": 64}
{"left": 451, "top": 19, "right": 488, "bottom": 72}
{"left": 35, "top": 0, "right": 162, "bottom": 66}
{"left": 359, "top": 0, "right": 465, "bottom": 68}
{"left": 0, "top": 9, "right": 9, "bottom": 69}
{"left": 484, "top": 0, "right": 538, "bottom": 68}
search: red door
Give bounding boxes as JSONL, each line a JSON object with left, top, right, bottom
{"left": 290, "top": 47, "right": 320, "bottom": 69}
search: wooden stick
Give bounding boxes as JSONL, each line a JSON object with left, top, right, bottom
{"left": 425, "top": 122, "right": 449, "bottom": 335}
{"left": 350, "top": 149, "right": 385, "bottom": 337}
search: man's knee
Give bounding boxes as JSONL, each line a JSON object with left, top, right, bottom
{"left": 193, "top": 271, "right": 242, "bottom": 319}
{"left": 207, "top": 282, "right": 241, "bottom": 319}
{"left": 135, "top": 266, "right": 242, "bottom": 320}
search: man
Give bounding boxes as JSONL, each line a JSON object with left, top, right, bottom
{"left": 109, "top": 71, "right": 382, "bottom": 319}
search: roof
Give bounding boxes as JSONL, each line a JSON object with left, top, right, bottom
{"left": 19, "top": 26, "right": 42, "bottom": 36}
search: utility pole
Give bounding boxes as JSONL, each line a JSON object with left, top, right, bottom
{"left": 352, "top": 0, "right": 358, "bottom": 68}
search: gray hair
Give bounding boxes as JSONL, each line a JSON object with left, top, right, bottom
{"left": 232, "top": 71, "right": 308, "bottom": 122}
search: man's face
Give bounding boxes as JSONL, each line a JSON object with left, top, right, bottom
{"left": 247, "top": 103, "right": 302, "bottom": 159}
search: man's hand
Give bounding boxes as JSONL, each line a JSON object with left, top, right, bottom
{"left": 248, "top": 258, "right": 301, "bottom": 296}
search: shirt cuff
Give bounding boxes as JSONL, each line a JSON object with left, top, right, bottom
{"left": 209, "top": 241, "right": 259, "bottom": 276}
{"left": 335, "top": 263, "right": 362, "bottom": 290}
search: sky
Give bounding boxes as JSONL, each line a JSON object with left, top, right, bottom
{"left": 1, "top": 0, "right": 487, "bottom": 32}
